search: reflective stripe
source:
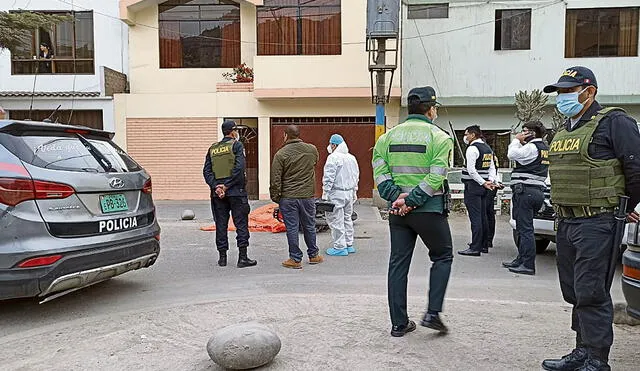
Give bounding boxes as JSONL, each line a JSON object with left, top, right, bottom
{"left": 401, "top": 186, "right": 414, "bottom": 193}
{"left": 372, "top": 158, "right": 386, "bottom": 168}
{"left": 511, "top": 172, "right": 547, "bottom": 182}
{"left": 376, "top": 174, "right": 392, "bottom": 185}
{"left": 419, "top": 181, "right": 443, "bottom": 196}
{"left": 429, "top": 166, "right": 447, "bottom": 176}
{"left": 390, "top": 166, "right": 430, "bottom": 174}
{"left": 511, "top": 179, "right": 547, "bottom": 187}
{"left": 389, "top": 144, "right": 426, "bottom": 153}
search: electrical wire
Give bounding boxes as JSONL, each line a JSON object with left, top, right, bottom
{"left": 52, "top": 0, "right": 565, "bottom": 48}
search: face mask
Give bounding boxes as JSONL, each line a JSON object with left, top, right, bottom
{"left": 556, "top": 88, "right": 589, "bottom": 117}
{"left": 327, "top": 145, "right": 333, "bottom": 154}
{"left": 463, "top": 136, "right": 470, "bottom": 145}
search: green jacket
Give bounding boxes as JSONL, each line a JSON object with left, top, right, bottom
{"left": 372, "top": 114, "right": 454, "bottom": 213}
{"left": 270, "top": 139, "right": 319, "bottom": 202}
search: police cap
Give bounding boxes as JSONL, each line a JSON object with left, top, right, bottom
{"left": 407, "top": 86, "right": 439, "bottom": 104}
{"left": 221, "top": 120, "right": 238, "bottom": 134}
{"left": 543, "top": 66, "right": 598, "bottom": 93}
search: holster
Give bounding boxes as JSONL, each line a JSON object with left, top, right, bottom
{"left": 443, "top": 180, "right": 452, "bottom": 216}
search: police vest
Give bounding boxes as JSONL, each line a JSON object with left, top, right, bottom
{"left": 461, "top": 142, "right": 493, "bottom": 182}
{"left": 511, "top": 141, "right": 549, "bottom": 187}
{"left": 548, "top": 107, "right": 626, "bottom": 211}
{"left": 209, "top": 140, "right": 236, "bottom": 180}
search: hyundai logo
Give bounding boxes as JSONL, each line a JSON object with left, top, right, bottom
{"left": 109, "top": 178, "right": 125, "bottom": 189}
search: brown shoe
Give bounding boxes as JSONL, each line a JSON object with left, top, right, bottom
{"left": 282, "top": 258, "right": 302, "bottom": 269}
{"left": 308, "top": 255, "right": 324, "bottom": 264}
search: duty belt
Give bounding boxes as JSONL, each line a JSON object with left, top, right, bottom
{"left": 554, "top": 205, "right": 615, "bottom": 219}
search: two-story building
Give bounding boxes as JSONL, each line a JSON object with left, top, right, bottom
{"left": 0, "top": 0, "right": 129, "bottom": 132}
{"left": 402, "top": 0, "right": 640, "bottom": 166}
{"left": 116, "top": 0, "right": 401, "bottom": 200}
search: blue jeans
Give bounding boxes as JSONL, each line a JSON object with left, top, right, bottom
{"left": 279, "top": 198, "right": 319, "bottom": 262}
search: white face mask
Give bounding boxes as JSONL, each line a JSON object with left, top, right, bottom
{"left": 327, "top": 145, "right": 333, "bottom": 154}
{"left": 463, "top": 136, "right": 470, "bottom": 145}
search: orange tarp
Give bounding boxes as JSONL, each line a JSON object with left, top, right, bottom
{"left": 200, "top": 203, "right": 286, "bottom": 233}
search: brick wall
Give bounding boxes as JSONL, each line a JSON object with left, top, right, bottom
{"left": 102, "top": 66, "right": 128, "bottom": 96}
{"left": 216, "top": 82, "right": 254, "bottom": 92}
{"left": 126, "top": 117, "right": 218, "bottom": 200}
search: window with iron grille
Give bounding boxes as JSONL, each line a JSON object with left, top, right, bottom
{"left": 407, "top": 3, "right": 449, "bottom": 19}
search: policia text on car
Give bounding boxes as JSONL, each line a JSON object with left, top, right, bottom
{"left": 541, "top": 67, "right": 640, "bottom": 371}
{"left": 372, "top": 86, "right": 454, "bottom": 337}
{"left": 203, "top": 120, "right": 257, "bottom": 269}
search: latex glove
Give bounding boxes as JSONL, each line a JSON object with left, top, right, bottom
{"left": 353, "top": 190, "right": 358, "bottom": 203}
{"left": 321, "top": 192, "right": 328, "bottom": 200}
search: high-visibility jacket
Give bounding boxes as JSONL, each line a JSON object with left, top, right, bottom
{"left": 372, "top": 114, "right": 453, "bottom": 213}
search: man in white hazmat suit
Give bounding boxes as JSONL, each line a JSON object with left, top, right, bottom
{"left": 323, "top": 134, "right": 360, "bottom": 257}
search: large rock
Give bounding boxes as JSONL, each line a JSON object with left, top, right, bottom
{"left": 181, "top": 209, "right": 195, "bottom": 220}
{"left": 207, "top": 323, "right": 281, "bottom": 370}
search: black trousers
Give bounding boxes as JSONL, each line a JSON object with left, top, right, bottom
{"left": 388, "top": 212, "right": 453, "bottom": 327}
{"left": 485, "top": 188, "right": 497, "bottom": 246}
{"left": 211, "top": 195, "right": 250, "bottom": 252}
{"left": 512, "top": 184, "right": 544, "bottom": 269}
{"left": 464, "top": 181, "right": 488, "bottom": 252}
{"left": 556, "top": 213, "right": 618, "bottom": 362}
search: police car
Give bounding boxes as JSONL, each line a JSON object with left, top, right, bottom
{"left": 0, "top": 120, "right": 160, "bottom": 302}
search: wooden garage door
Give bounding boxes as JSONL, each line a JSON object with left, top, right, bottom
{"left": 127, "top": 118, "right": 218, "bottom": 200}
{"left": 271, "top": 117, "right": 375, "bottom": 198}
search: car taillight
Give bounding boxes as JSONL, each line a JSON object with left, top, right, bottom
{"left": 17, "top": 254, "right": 63, "bottom": 268}
{"left": 623, "top": 264, "right": 640, "bottom": 281}
{"left": 34, "top": 180, "right": 75, "bottom": 199}
{"left": 142, "top": 178, "right": 152, "bottom": 194}
{"left": 0, "top": 177, "right": 75, "bottom": 206}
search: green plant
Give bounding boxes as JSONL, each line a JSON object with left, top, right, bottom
{"left": 222, "top": 63, "right": 254, "bottom": 83}
{"left": 0, "top": 11, "right": 70, "bottom": 52}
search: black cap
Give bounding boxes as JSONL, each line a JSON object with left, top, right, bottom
{"left": 221, "top": 120, "right": 237, "bottom": 134}
{"left": 543, "top": 66, "right": 598, "bottom": 93}
{"left": 408, "top": 86, "right": 439, "bottom": 104}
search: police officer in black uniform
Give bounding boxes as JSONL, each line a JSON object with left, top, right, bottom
{"left": 203, "top": 120, "right": 257, "bottom": 268}
{"left": 459, "top": 125, "right": 496, "bottom": 256}
{"left": 503, "top": 121, "right": 549, "bottom": 275}
{"left": 541, "top": 67, "right": 640, "bottom": 371}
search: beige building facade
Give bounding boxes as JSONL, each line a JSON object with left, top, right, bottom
{"left": 116, "top": 0, "right": 401, "bottom": 200}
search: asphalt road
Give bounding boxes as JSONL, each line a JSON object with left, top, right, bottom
{"left": 1, "top": 200, "right": 639, "bottom": 370}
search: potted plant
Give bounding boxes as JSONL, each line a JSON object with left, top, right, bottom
{"left": 222, "top": 63, "right": 254, "bottom": 83}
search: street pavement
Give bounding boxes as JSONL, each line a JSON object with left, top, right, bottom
{"left": 1, "top": 200, "right": 639, "bottom": 370}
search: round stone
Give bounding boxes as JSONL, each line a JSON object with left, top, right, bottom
{"left": 181, "top": 210, "right": 195, "bottom": 220}
{"left": 207, "top": 323, "right": 281, "bottom": 370}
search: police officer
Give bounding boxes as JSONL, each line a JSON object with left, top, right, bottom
{"left": 372, "top": 86, "right": 454, "bottom": 337}
{"left": 503, "top": 121, "right": 549, "bottom": 275}
{"left": 541, "top": 67, "right": 640, "bottom": 371}
{"left": 203, "top": 120, "right": 257, "bottom": 268}
{"left": 485, "top": 154, "right": 503, "bottom": 249}
{"left": 458, "top": 125, "right": 496, "bottom": 256}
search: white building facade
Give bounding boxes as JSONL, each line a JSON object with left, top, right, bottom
{"left": 402, "top": 0, "right": 640, "bottom": 165}
{"left": 0, "top": 0, "right": 129, "bottom": 132}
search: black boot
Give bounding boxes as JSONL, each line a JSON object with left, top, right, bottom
{"left": 237, "top": 247, "right": 257, "bottom": 268}
{"left": 420, "top": 312, "right": 448, "bottom": 334}
{"left": 218, "top": 251, "right": 227, "bottom": 267}
{"left": 575, "top": 358, "right": 610, "bottom": 371}
{"left": 542, "top": 348, "right": 587, "bottom": 371}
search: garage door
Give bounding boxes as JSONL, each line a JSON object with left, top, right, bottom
{"left": 127, "top": 117, "right": 218, "bottom": 200}
{"left": 271, "top": 117, "right": 375, "bottom": 198}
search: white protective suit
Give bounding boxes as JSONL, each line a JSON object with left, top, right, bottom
{"left": 322, "top": 141, "right": 360, "bottom": 249}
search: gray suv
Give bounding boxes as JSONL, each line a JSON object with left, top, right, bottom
{"left": 0, "top": 120, "right": 160, "bottom": 302}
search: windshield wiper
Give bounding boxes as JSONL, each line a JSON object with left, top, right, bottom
{"left": 75, "top": 133, "right": 114, "bottom": 172}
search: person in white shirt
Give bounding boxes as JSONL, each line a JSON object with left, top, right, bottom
{"left": 502, "top": 121, "right": 549, "bottom": 275}
{"left": 322, "top": 134, "right": 360, "bottom": 256}
{"left": 458, "top": 125, "right": 497, "bottom": 256}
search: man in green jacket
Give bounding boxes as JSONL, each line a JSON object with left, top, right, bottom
{"left": 373, "top": 86, "right": 454, "bottom": 337}
{"left": 270, "top": 125, "right": 324, "bottom": 269}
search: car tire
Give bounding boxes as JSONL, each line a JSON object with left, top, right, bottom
{"left": 512, "top": 229, "right": 551, "bottom": 254}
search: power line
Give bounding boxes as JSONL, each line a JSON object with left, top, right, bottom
{"left": 52, "top": 0, "right": 565, "bottom": 47}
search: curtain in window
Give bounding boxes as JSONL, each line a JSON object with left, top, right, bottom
{"left": 618, "top": 8, "right": 639, "bottom": 56}
{"left": 257, "top": 7, "right": 297, "bottom": 55}
{"left": 160, "top": 21, "right": 183, "bottom": 68}
{"left": 221, "top": 21, "right": 241, "bottom": 67}
{"left": 565, "top": 11, "right": 578, "bottom": 58}
{"left": 301, "top": 6, "right": 341, "bottom": 55}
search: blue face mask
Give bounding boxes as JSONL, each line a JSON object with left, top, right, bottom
{"left": 556, "top": 88, "right": 588, "bottom": 117}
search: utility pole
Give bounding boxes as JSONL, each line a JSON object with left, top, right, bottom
{"left": 367, "top": 0, "right": 399, "bottom": 142}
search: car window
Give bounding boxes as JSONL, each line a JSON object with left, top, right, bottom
{"left": 3, "top": 132, "right": 141, "bottom": 173}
